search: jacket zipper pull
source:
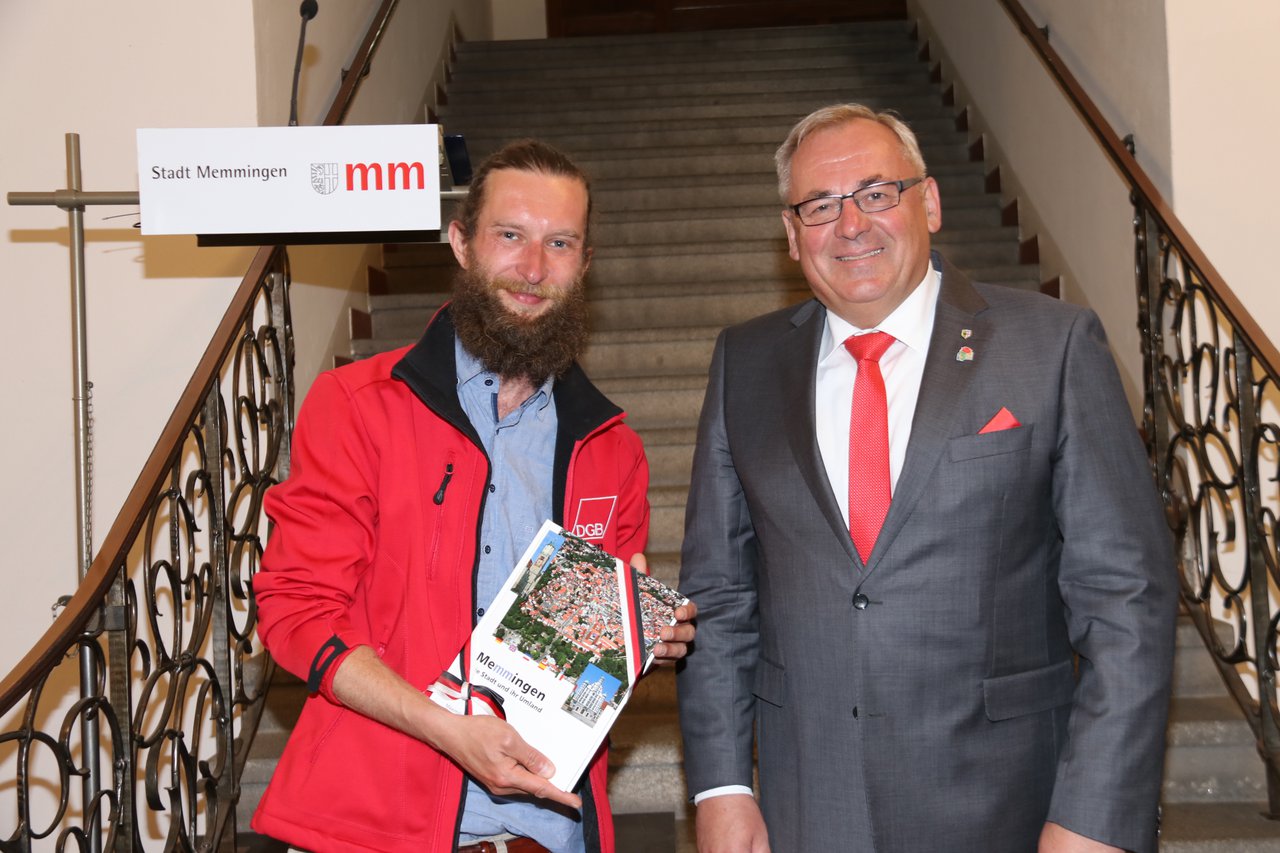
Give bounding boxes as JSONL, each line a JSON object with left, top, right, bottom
{"left": 433, "top": 464, "right": 454, "bottom": 505}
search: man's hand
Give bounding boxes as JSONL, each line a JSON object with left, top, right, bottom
{"left": 1039, "top": 821, "right": 1124, "bottom": 853}
{"left": 630, "top": 552, "right": 697, "bottom": 663}
{"left": 696, "top": 794, "right": 770, "bottom": 853}
{"left": 429, "top": 711, "right": 581, "bottom": 809}
{"left": 330, "top": 645, "right": 581, "bottom": 809}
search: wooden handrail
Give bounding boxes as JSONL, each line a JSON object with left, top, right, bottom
{"left": 0, "top": 0, "right": 402, "bottom": 716}
{"left": 997, "top": 0, "right": 1280, "bottom": 381}
{"left": 324, "top": 0, "right": 399, "bottom": 127}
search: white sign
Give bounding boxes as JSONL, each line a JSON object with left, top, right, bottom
{"left": 136, "top": 125, "right": 441, "bottom": 235}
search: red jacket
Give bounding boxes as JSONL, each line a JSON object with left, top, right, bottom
{"left": 252, "top": 310, "right": 650, "bottom": 852}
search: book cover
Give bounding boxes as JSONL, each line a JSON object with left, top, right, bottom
{"left": 429, "top": 520, "right": 687, "bottom": 791}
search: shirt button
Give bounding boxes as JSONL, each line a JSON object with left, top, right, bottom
{"left": 484, "top": 545, "right": 492, "bottom": 554}
{"left": 484, "top": 379, "right": 493, "bottom": 387}
{"left": 477, "top": 607, "right": 485, "bottom": 617}
{"left": 489, "top": 484, "right": 496, "bottom": 493}
{"left": 852, "top": 593, "right": 870, "bottom": 610}
{"left": 852, "top": 706, "right": 859, "bottom": 718}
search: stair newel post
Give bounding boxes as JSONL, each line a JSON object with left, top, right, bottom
{"left": 1134, "top": 203, "right": 1176, "bottom": 544}
{"left": 268, "top": 270, "right": 295, "bottom": 483}
{"left": 1233, "top": 334, "right": 1280, "bottom": 818}
{"left": 105, "top": 566, "right": 136, "bottom": 853}
{"left": 200, "top": 380, "right": 239, "bottom": 852}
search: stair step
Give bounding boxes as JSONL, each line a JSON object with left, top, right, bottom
{"left": 455, "top": 115, "right": 969, "bottom": 155}
{"left": 1173, "top": 613, "right": 1241, "bottom": 699}
{"left": 595, "top": 203, "right": 1005, "bottom": 230}
{"left": 1159, "top": 802, "right": 1280, "bottom": 851}
{"left": 595, "top": 217, "right": 1016, "bottom": 247}
{"left": 561, "top": 148, "right": 979, "bottom": 183}
{"left": 608, "top": 712, "right": 690, "bottom": 816}
{"left": 438, "top": 93, "right": 954, "bottom": 129}
{"left": 456, "top": 22, "right": 913, "bottom": 62}
{"left": 585, "top": 180, "right": 995, "bottom": 213}
{"left": 1164, "top": 695, "right": 1265, "bottom": 804}
{"left": 449, "top": 69, "right": 935, "bottom": 105}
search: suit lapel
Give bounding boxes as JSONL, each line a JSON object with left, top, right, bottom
{"left": 779, "top": 301, "right": 861, "bottom": 564}
{"left": 862, "top": 256, "right": 990, "bottom": 576}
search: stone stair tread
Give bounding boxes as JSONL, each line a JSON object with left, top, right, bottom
{"left": 586, "top": 325, "right": 725, "bottom": 345}
{"left": 1159, "top": 802, "right": 1280, "bottom": 850}
{"left": 568, "top": 143, "right": 976, "bottom": 171}
{"left": 438, "top": 95, "right": 954, "bottom": 126}
{"left": 638, "top": 427, "right": 698, "bottom": 446}
{"left": 457, "top": 116, "right": 968, "bottom": 152}
{"left": 649, "top": 484, "right": 691, "bottom": 506}
{"left": 610, "top": 712, "right": 682, "bottom": 768}
{"left": 450, "top": 73, "right": 936, "bottom": 105}
{"left": 596, "top": 374, "right": 709, "bottom": 393}
{"left": 1167, "top": 696, "right": 1255, "bottom": 746}
{"left": 591, "top": 236, "right": 1008, "bottom": 260}
{"left": 590, "top": 171, "right": 984, "bottom": 194}
{"left": 456, "top": 21, "right": 910, "bottom": 53}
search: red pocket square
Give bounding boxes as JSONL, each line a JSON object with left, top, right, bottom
{"left": 978, "top": 407, "right": 1021, "bottom": 434}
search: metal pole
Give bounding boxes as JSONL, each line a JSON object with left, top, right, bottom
{"left": 66, "top": 133, "right": 104, "bottom": 853}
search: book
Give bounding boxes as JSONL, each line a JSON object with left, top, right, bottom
{"left": 428, "top": 520, "right": 687, "bottom": 791}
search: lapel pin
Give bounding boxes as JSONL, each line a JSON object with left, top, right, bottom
{"left": 956, "top": 346, "right": 974, "bottom": 362}
{"left": 960, "top": 329, "right": 972, "bottom": 339}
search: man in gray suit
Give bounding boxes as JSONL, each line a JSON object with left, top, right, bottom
{"left": 677, "top": 103, "right": 1177, "bottom": 852}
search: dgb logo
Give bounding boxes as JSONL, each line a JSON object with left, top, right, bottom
{"left": 571, "top": 496, "right": 616, "bottom": 543}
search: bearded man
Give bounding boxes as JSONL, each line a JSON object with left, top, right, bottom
{"left": 251, "top": 139, "right": 695, "bottom": 853}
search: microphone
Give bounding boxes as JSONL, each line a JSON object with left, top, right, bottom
{"left": 289, "top": 1, "right": 319, "bottom": 126}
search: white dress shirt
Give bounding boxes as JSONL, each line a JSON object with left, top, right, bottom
{"left": 694, "top": 263, "right": 940, "bottom": 806}
{"left": 815, "top": 264, "right": 940, "bottom": 518}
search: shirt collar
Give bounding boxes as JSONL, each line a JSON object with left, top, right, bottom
{"left": 455, "top": 338, "right": 555, "bottom": 412}
{"left": 820, "top": 261, "right": 941, "bottom": 363}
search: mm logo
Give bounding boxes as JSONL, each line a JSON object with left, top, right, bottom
{"left": 346, "top": 161, "right": 426, "bottom": 191}
{"left": 571, "top": 496, "right": 617, "bottom": 543}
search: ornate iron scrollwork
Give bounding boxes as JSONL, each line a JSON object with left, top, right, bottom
{"left": 0, "top": 252, "right": 293, "bottom": 851}
{"left": 1138, "top": 204, "right": 1280, "bottom": 812}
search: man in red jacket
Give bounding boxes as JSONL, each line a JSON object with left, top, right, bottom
{"left": 251, "top": 139, "right": 695, "bottom": 853}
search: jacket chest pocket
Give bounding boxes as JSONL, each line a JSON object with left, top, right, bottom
{"left": 935, "top": 424, "right": 1037, "bottom": 517}
{"left": 948, "top": 423, "right": 1034, "bottom": 462}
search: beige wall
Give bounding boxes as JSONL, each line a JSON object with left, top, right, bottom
{"left": 252, "top": 0, "right": 493, "bottom": 400}
{"left": 1166, "top": 3, "right": 1280, "bottom": 329}
{"left": 0, "top": 0, "right": 491, "bottom": 681}
{"left": 0, "top": 0, "right": 260, "bottom": 677}
{"left": 907, "top": 0, "right": 1171, "bottom": 412}
{"left": 492, "top": 0, "right": 547, "bottom": 40}
{"left": 909, "top": 0, "right": 1278, "bottom": 405}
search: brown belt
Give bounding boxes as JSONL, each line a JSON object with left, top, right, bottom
{"left": 457, "top": 838, "right": 550, "bottom": 853}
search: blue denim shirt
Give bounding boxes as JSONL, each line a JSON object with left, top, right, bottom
{"left": 454, "top": 340, "right": 585, "bottom": 853}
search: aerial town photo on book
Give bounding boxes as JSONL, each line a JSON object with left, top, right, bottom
{"left": 495, "top": 527, "right": 684, "bottom": 726}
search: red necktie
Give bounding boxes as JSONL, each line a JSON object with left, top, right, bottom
{"left": 844, "top": 332, "right": 895, "bottom": 563}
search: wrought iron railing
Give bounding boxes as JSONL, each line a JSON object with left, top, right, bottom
{"left": 0, "top": 249, "right": 293, "bottom": 852}
{"left": 0, "top": 2, "right": 400, "bottom": 849}
{"left": 998, "top": 0, "right": 1280, "bottom": 816}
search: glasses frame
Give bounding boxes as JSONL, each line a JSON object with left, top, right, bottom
{"left": 788, "top": 177, "right": 926, "bottom": 227}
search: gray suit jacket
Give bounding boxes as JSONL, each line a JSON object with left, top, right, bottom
{"left": 677, "top": 255, "right": 1177, "bottom": 853}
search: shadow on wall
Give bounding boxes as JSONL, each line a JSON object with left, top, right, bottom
{"left": 9, "top": 228, "right": 255, "bottom": 279}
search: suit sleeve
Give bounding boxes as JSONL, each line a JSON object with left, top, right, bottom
{"left": 677, "top": 331, "right": 762, "bottom": 795}
{"left": 254, "top": 371, "right": 380, "bottom": 703}
{"left": 1046, "top": 309, "right": 1177, "bottom": 851}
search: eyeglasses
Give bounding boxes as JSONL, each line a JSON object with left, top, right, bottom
{"left": 788, "top": 177, "right": 925, "bottom": 227}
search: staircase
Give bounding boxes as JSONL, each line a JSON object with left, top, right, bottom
{"left": 1160, "top": 616, "right": 1280, "bottom": 850}
{"left": 238, "top": 19, "right": 1280, "bottom": 852}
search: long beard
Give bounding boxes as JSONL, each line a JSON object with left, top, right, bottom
{"left": 449, "top": 266, "right": 590, "bottom": 386}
